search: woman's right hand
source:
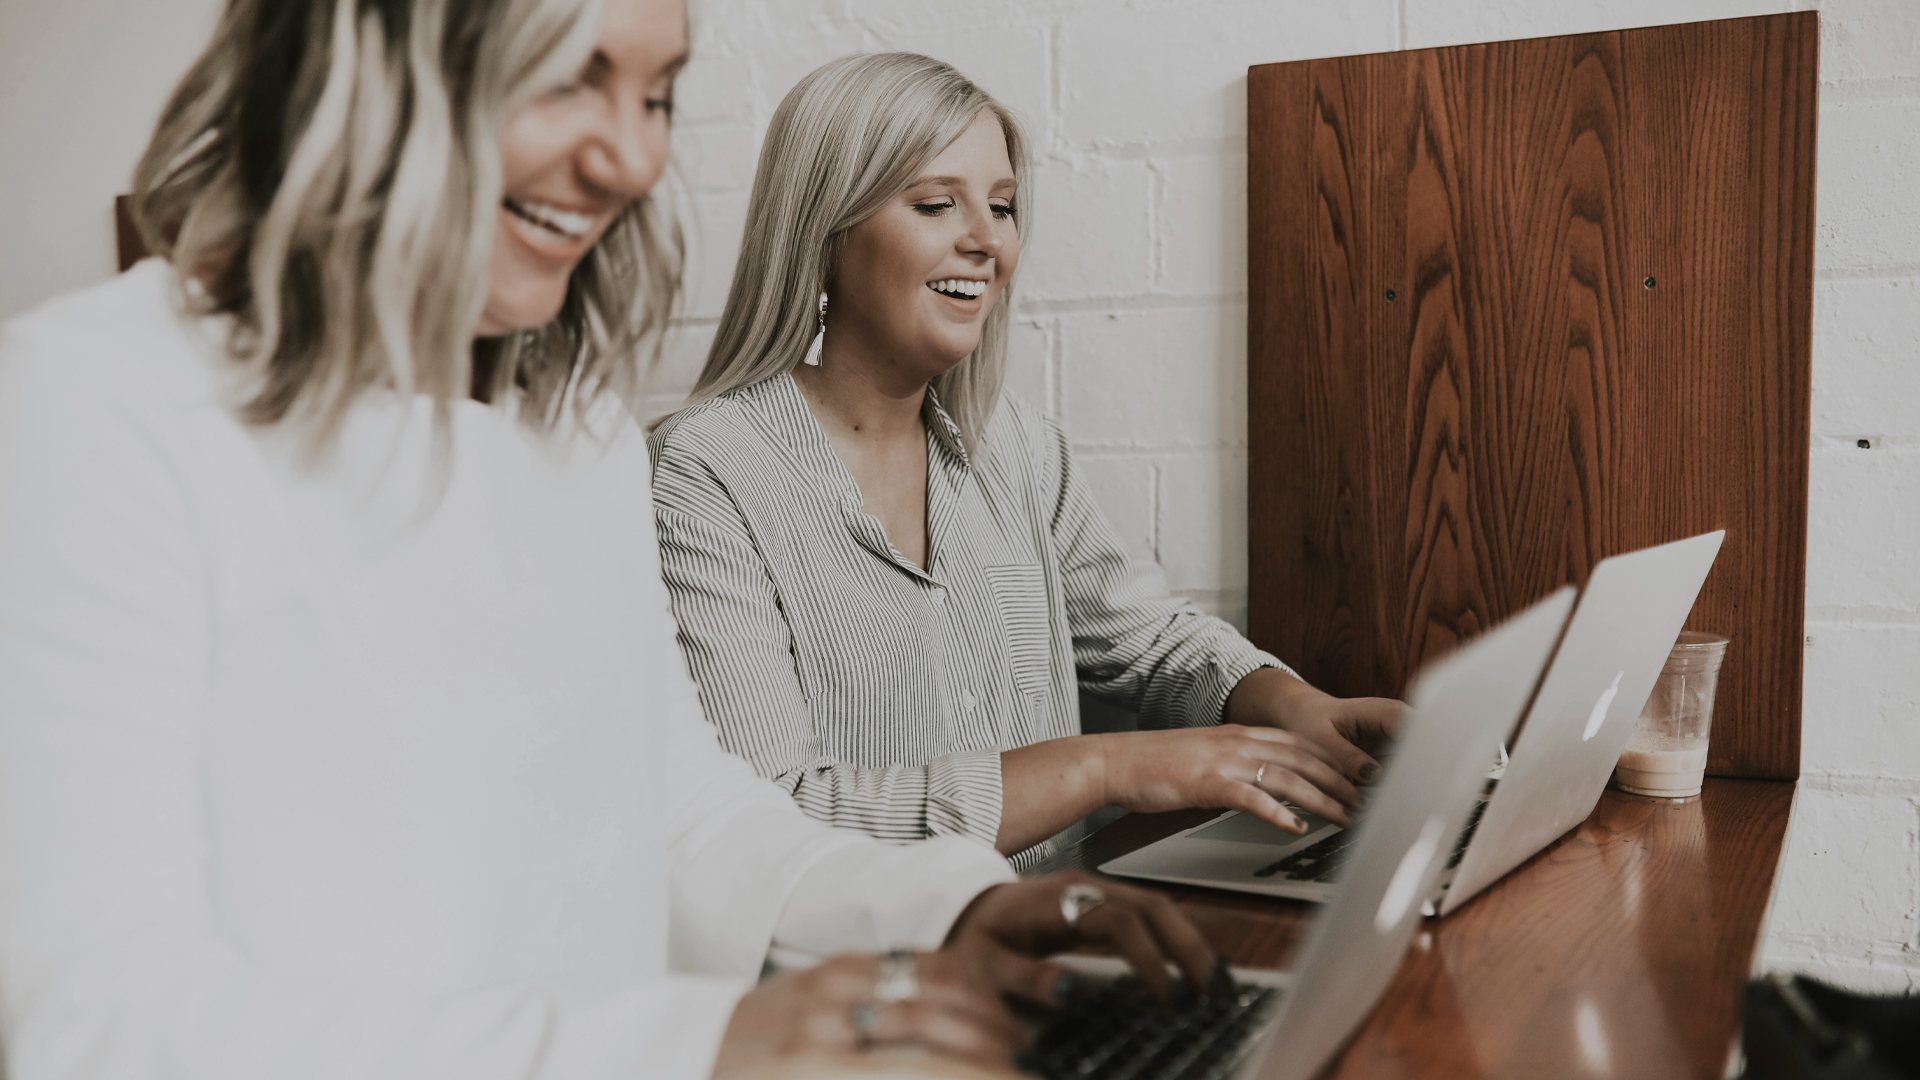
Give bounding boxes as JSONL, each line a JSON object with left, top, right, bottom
{"left": 709, "top": 952, "right": 1024, "bottom": 1079}
{"left": 1095, "top": 725, "right": 1361, "bottom": 834}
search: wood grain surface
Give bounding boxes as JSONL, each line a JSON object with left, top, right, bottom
{"left": 1246, "top": 14, "right": 1817, "bottom": 779}
{"left": 1072, "top": 778, "right": 1795, "bottom": 1079}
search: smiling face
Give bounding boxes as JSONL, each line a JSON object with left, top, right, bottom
{"left": 477, "top": 0, "right": 688, "bottom": 337}
{"left": 825, "top": 112, "right": 1021, "bottom": 384}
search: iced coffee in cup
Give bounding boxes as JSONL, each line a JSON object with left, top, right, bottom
{"left": 1613, "top": 631, "right": 1730, "bottom": 798}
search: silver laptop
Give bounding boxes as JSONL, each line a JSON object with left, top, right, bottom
{"left": 1097, "top": 530, "right": 1724, "bottom": 916}
{"left": 1437, "top": 529, "right": 1724, "bottom": 913}
{"left": 1035, "top": 587, "right": 1575, "bottom": 1080}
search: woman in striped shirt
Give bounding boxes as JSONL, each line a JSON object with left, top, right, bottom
{"left": 651, "top": 53, "right": 1406, "bottom": 864}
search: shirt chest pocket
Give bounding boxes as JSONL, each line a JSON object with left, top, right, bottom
{"left": 985, "top": 564, "right": 1053, "bottom": 698}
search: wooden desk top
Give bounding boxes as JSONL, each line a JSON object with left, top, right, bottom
{"left": 1063, "top": 777, "right": 1795, "bottom": 1079}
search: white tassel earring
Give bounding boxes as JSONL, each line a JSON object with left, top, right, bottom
{"left": 802, "top": 292, "right": 828, "bottom": 366}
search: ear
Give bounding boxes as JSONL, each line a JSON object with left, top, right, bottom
{"left": 820, "top": 231, "right": 848, "bottom": 286}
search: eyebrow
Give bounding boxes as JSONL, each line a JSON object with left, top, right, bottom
{"left": 583, "top": 49, "right": 693, "bottom": 80}
{"left": 908, "top": 175, "right": 1019, "bottom": 193}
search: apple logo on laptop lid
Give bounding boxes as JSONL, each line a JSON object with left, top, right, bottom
{"left": 1375, "top": 815, "right": 1447, "bottom": 933}
{"left": 1583, "top": 671, "right": 1626, "bottom": 741}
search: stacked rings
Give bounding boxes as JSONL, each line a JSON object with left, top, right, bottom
{"left": 872, "top": 949, "right": 919, "bottom": 1004}
{"left": 851, "top": 949, "right": 919, "bottom": 1048}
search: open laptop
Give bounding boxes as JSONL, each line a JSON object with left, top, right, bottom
{"left": 1020, "top": 587, "right": 1576, "bottom": 1080}
{"left": 1096, "top": 530, "right": 1725, "bottom": 917}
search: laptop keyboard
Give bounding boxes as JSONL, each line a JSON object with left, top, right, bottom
{"left": 1252, "top": 829, "right": 1358, "bottom": 882}
{"left": 1018, "top": 968, "right": 1279, "bottom": 1080}
{"left": 1446, "top": 801, "right": 1488, "bottom": 870}
{"left": 1247, "top": 798, "right": 1489, "bottom": 885}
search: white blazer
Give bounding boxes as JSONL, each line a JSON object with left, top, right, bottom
{"left": 0, "top": 261, "right": 1014, "bottom": 1080}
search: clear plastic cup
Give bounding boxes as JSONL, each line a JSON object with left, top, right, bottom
{"left": 1612, "top": 632, "right": 1730, "bottom": 798}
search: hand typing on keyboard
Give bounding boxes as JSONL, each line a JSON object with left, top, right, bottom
{"left": 1017, "top": 960, "right": 1280, "bottom": 1080}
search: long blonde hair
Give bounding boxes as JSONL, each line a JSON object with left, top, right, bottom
{"left": 129, "top": 0, "right": 683, "bottom": 446}
{"left": 681, "top": 52, "right": 1029, "bottom": 461}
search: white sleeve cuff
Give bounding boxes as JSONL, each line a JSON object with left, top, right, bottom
{"left": 769, "top": 834, "right": 1015, "bottom": 968}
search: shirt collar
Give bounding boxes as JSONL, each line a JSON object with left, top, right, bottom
{"left": 922, "top": 384, "right": 972, "bottom": 471}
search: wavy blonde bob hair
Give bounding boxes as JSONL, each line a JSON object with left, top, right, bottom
{"left": 681, "top": 52, "right": 1029, "bottom": 461}
{"left": 129, "top": 0, "right": 682, "bottom": 445}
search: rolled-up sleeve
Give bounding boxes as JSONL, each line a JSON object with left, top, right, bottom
{"left": 650, "top": 439, "right": 1005, "bottom": 848}
{"left": 1039, "top": 419, "right": 1296, "bottom": 729}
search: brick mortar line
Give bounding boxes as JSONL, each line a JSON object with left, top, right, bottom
{"left": 1804, "top": 610, "right": 1920, "bottom": 629}
{"left": 1016, "top": 292, "right": 1247, "bottom": 316}
{"left": 1763, "top": 950, "right": 1920, "bottom": 972}
{"left": 1760, "top": 941, "right": 1920, "bottom": 975}
{"left": 1821, "top": 74, "right": 1920, "bottom": 106}
{"left": 1796, "top": 772, "right": 1920, "bottom": 798}
{"left": 1810, "top": 436, "right": 1920, "bottom": 451}
{"left": 1069, "top": 443, "right": 1247, "bottom": 456}
{"left": 1816, "top": 264, "right": 1920, "bottom": 281}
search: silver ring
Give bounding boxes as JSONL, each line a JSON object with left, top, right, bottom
{"left": 1254, "top": 763, "right": 1267, "bottom": 787}
{"left": 1061, "top": 883, "right": 1107, "bottom": 930}
{"left": 872, "top": 949, "right": 919, "bottom": 1004}
{"left": 850, "top": 1001, "right": 881, "bottom": 1048}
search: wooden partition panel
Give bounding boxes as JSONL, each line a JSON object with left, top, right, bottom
{"left": 1247, "top": 13, "right": 1816, "bottom": 779}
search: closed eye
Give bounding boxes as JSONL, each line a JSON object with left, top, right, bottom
{"left": 913, "top": 198, "right": 956, "bottom": 216}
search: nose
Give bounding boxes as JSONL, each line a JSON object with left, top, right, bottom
{"left": 959, "top": 200, "right": 1005, "bottom": 260}
{"left": 579, "top": 95, "right": 667, "bottom": 200}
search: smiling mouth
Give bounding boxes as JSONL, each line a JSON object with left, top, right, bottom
{"left": 927, "top": 278, "right": 987, "bottom": 299}
{"left": 504, "top": 196, "right": 597, "bottom": 243}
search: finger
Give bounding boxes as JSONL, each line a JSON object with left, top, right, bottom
{"left": 971, "top": 938, "right": 1077, "bottom": 1006}
{"left": 1261, "top": 767, "right": 1355, "bottom": 827}
{"left": 1080, "top": 902, "right": 1176, "bottom": 1002}
{"left": 1342, "top": 700, "right": 1412, "bottom": 769}
{"left": 1353, "top": 697, "right": 1411, "bottom": 736}
{"left": 1234, "top": 744, "right": 1357, "bottom": 819}
{"left": 1126, "top": 888, "right": 1218, "bottom": 993}
{"left": 1278, "top": 720, "right": 1380, "bottom": 788}
{"left": 1242, "top": 726, "right": 1372, "bottom": 801}
{"left": 1320, "top": 719, "right": 1390, "bottom": 786}
{"left": 867, "top": 954, "right": 1027, "bottom": 1044}
{"left": 814, "top": 955, "right": 893, "bottom": 1003}
{"left": 1235, "top": 725, "right": 1347, "bottom": 771}
{"left": 896, "top": 953, "right": 1026, "bottom": 1024}
{"left": 1225, "top": 783, "right": 1310, "bottom": 833}
{"left": 1263, "top": 743, "right": 1362, "bottom": 810}
{"left": 864, "top": 1000, "right": 1022, "bottom": 1067}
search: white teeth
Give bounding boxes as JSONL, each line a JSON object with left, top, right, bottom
{"left": 506, "top": 197, "right": 595, "bottom": 241}
{"left": 928, "top": 278, "right": 987, "bottom": 298}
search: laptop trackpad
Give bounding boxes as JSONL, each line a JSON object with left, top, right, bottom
{"left": 1190, "top": 810, "right": 1338, "bottom": 845}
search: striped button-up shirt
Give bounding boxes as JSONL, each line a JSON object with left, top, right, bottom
{"left": 648, "top": 374, "right": 1288, "bottom": 858}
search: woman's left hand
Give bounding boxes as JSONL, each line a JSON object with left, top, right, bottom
{"left": 942, "top": 873, "right": 1218, "bottom": 1003}
{"left": 1225, "top": 669, "right": 1409, "bottom": 786}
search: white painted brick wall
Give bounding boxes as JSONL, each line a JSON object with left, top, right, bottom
{"left": 2, "top": 0, "right": 1915, "bottom": 997}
